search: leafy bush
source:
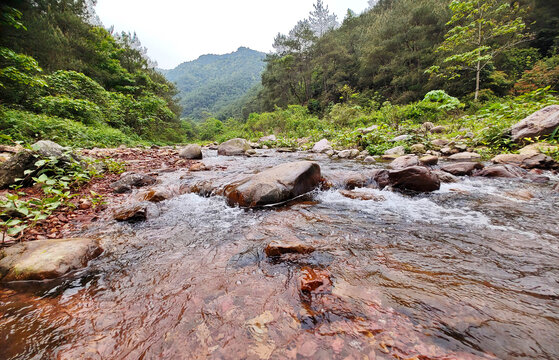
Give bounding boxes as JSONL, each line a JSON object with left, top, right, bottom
{"left": 0, "top": 106, "right": 144, "bottom": 148}
{"left": 35, "top": 95, "right": 104, "bottom": 125}
{"left": 514, "top": 55, "right": 559, "bottom": 94}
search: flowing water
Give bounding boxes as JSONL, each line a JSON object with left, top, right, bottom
{"left": 1, "top": 150, "right": 559, "bottom": 359}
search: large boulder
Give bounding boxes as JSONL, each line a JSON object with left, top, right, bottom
{"left": 387, "top": 166, "right": 440, "bottom": 192}
{"left": 0, "top": 238, "right": 102, "bottom": 282}
{"left": 389, "top": 155, "right": 419, "bottom": 169}
{"left": 511, "top": 105, "right": 559, "bottom": 142}
{"left": 311, "top": 139, "right": 332, "bottom": 153}
{"left": 474, "top": 164, "right": 526, "bottom": 178}
{"left": 491, "top": 153, "right": 555, "bottom": 170}
{"left": 217, "top": 138, "right": 251, "bottom": 156}
{"left": 441, "top": 162, "right": 484, "bottom": 176}
{"left": 224, "top": 161, "right": 321, "bottom": 207}
{"left": 179, "top": 144, "right": 202, "bottom": 159}
{"left": 0, "top": 150, "right": 36, "bottom": 188}
{"left": 32, "top": 140, "right": 66, "bottom": 157}
{"left": 0, "top": 141, "right": 83, "bottom": 189}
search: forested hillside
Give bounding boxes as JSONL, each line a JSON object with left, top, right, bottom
{"left": 161, "top": 47, "right": 265, "bottom": 120}
{"left": 254, "top": 0, "right": 559, "bottom": 112}
{"left": 0, "top": 0, "right": 186, "bottom": 146}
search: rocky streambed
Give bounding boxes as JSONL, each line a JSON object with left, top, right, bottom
{"left": 1, "top": 147, "right": 559, "bottom": 359}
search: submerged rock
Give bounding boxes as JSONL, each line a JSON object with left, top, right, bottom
{"left": 311, "top": 139, "right": 332, "bottom": 153}
{"left": 339, "top": 189, "right": 385, "bottom": 201}
{"left": 265, "top": 240, "right": 315, "bottom": 257}
{"left": 224, "top": 161, "right": 321, "bottom": 207}
{"left": 0, "top": 238, "right": 102, "bottom": 281}
{"left": 179, "top": 144, "right": 202, "bottom": 159}
{"left": 110, "top": 173, "right": 156, "bottom": 193}
{"left": 217, "top": 138, "right": 251, "bottom": 156}
{"left": 441, "top": 162, "right": 484, "bottom": 176}
{"left": 388, "top": 166, "right": 440, "bottom": 192}
{"left": 511, "top": 105, "right": 559, "bottom": 142}
{"left": 298, "top": 267, "right": 332, "bottom": 294}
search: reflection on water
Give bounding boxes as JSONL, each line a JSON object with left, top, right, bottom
{"left": 1, "top": 150, "right": 559, "bottom": 359}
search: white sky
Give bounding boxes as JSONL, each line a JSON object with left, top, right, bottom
{"left": 95, "top": 0, "right": 369, "bottom": 69}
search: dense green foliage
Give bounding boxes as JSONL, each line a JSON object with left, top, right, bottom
{"left": 248, "top": 0, "right": 559, "bottom": 113}
{"left": 0, "top": 0, "right": 185, "bottom": 146}
{"left": 161, "top": 47, "right": 265, "bottom": 120}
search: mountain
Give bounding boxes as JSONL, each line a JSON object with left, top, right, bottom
{"left": 161, "top": 47, "right": 266, "bottom": 120}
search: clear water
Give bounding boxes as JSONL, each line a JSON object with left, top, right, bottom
{"left": 1, "top": 150, "right": 558, "bottom": 359}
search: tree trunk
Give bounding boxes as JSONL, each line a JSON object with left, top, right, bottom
{"left": 475, "top": 60, "right": 481, "bottom": 101}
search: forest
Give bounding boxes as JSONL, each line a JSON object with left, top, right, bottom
{"left": 0, "top": 0, "right": 185, "bottom": 147}
{"left": 1, "top": 0, "right": 558, "bottom": 154}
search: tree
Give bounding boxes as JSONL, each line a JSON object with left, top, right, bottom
{"left": 308, "top": 0, "right": 339, "bottom": 37}
{"left": 427, "top": 0, "right": 532, "bottom": 100}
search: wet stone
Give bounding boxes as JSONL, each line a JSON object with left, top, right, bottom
{"left": 298, "top": 267, "right": 332, "bottom": 294}
{"left": 339, "top": 190, "right": 385, "bottom": 201}
{"left": 110, "top": 173, "right": 156, "bottom": 193}
{"left": 113, "top": 203, "right": 148, "bottom": 222}
{"left": 419, "top": 155, "right": 438, "bottom": 166}
{"left": 0, "top": 238, "right": 102, "bottom": 281}
{"left": 265, "top": 240, "right": 315, "bottom": 257}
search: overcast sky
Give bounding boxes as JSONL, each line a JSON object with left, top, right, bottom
{"left": 95, "top": 0, "right": 369, "bottom": 69}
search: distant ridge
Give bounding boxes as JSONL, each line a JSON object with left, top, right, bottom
{"left": 160, "top": 47, "right": 266, "bottom": 120}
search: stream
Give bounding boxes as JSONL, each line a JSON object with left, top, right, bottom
{"left": 1, "top": 150, "right": 559, "bottom": 359}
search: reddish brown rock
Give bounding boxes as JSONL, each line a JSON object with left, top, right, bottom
{"left": 387, "top": 166, "right": 440, "bottom": 192}
{"left": 139, "top": 188, "right": 173, "bottom": 203}
{"left": 339, "top": 190, "right": 385, "bottom": 201}
{"left": 298, "top": 267, "right": 332, "bottom": 294}
{"left": 113, "top": 203, "right": 148, "bottom": 222}
{"left": 441, "top": 162, "right": 484, "bottom": 176}
{"left": 189, "top": 162, "right": 210, "bottom": 172}
{"left": 265, "top": 240, "right": 315, "bottom": 257}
